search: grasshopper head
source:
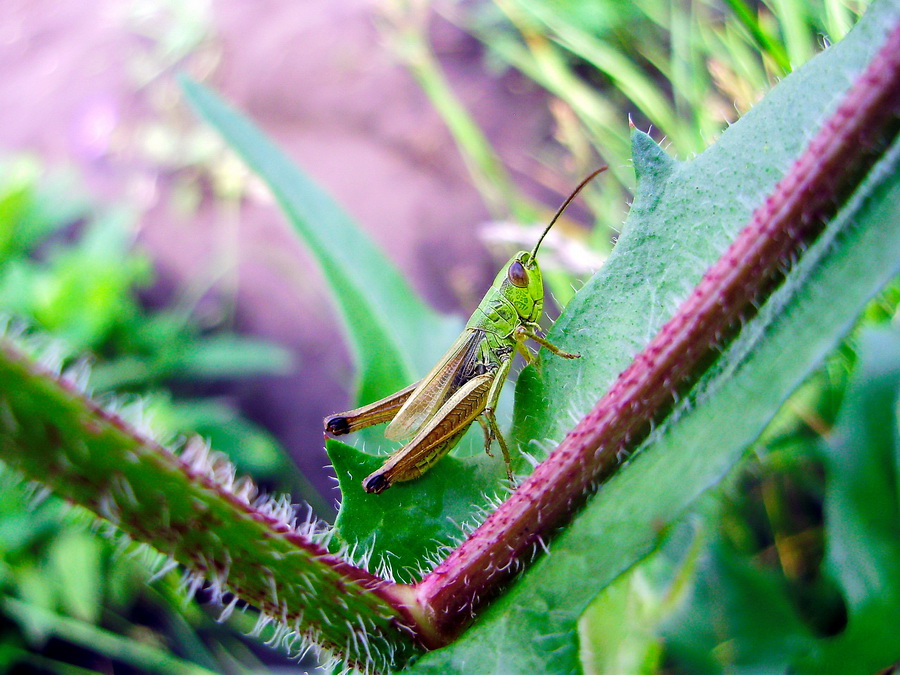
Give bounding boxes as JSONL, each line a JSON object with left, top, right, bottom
{"left": 482, "top": 168, "right": 607, "bottom": 329}
{"left": 499, "top": 166, "right": 606, "bottom": 322}
{"left": 500, "top": 251, "right": 544, "bottom": 322}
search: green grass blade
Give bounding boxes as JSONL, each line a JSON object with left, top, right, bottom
{"left": 381, "top": 6, "right": 528, "bottom": 221}
{"left": 722, "top": 0, "right": 793, "bottom": 73}
{"left": 180, "top": 78, "right": 458, "bottom": 404}
{"left": 771, "top": 0, "right": 816, "bottom": 67}
{"left": 511, "top": 0, "right": 688, "bottom": 150}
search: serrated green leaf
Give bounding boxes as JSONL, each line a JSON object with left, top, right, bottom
{"left": 179, "top": 78, "right": 461, "bottom": 406}
{"left": 327, "top": 439, "right": 504, "bottom": 583}
{"left": 410, "top": 2, "right": 900, "bottom": 671}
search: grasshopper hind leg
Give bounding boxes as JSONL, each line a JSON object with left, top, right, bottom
{"left": 325, "top": 415, "right": 352, "bottom": 436}
{"left": 363, "top": 472, "right": 391, "bottom": 494}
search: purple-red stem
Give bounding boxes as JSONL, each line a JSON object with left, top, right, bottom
{"left": 411, "top": 21, "right": 900, "bottom": 644}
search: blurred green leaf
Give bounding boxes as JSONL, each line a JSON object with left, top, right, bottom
{"left": 172, "top": 334, "right": 293, "bottom": 379}
{"left": 180, "top": 78, "right": 462, "bottom": 408}
{"left": 723, "top": 0, "right": 793, "bottom": 72}
{"left": 2, "top": 597, "right": 221, "bottom": 675}
{"left": 798, "top": 328, "right": 900, "bottom": 673}
{"left": 661, "top": 531, "right": 816, "bottom": 673}
{"left": 0, "top": 157, "right": 89, "bottom": 259}
{"left": 658, "top": 327, "right": 900, "bottom": 674}
{"left": 578, "top": 519, "right": 699, "bottom": 675}
{"left": 48, "top": 532, "right": 102, "bottom": 624}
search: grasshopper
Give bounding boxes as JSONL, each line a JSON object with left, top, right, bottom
{"left": 325, "top": 168, "right": 606, "bottom": 494}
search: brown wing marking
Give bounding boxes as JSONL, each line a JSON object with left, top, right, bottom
{"left": 384, "top": 330, "right": 482, "bottom": 442}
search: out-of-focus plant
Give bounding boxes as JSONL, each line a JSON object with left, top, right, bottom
{"left": 0, "top": 157, "right": 312, "bottom": 674}
{"left": 0, "top": 157, "right": 299, "bottom": 476}
{"left": 379, "top": 0, "right": 871, "bottom": 306}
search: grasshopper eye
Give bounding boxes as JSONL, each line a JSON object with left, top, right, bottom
{"left": 508, "top": 261, "right": 529, "bottom": 288}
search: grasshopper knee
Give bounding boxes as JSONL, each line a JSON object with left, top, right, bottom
{"left": 324, "top": 415, "right": 351, "bottom": 436}
{"left": 363, "top": 472, "right": 391, "bottom": 494}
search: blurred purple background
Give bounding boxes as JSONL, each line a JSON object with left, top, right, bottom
{"left": 0, "top": 0, "right": 557, "bottom": 507}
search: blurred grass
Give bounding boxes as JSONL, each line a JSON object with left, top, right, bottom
{"left": 380, "top": 0, "right": 869, "bottom": 290}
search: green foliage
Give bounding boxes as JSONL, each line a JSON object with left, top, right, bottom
{"left": 0, "top": 0, "right": 896, "bottom": 672}
{"left": 328, "top": 439, "right": 502, "bottom": 583}
{"left": 805, "top": 328, "right": 900, "bottom": 672}
{"left": 0, "top": 157, "right": 294, "bottom": 476}
{"left": 0, "top": 158, "right": 304, "bottom": 672}
{"left": 659, "top": 327, "right": 900, "bottom": 675}
{"left": 185, "top": 2, "right": 899, "bottom": 670}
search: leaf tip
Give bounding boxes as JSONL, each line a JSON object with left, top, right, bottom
{"left": 631, "top": 126, "right": 676, "bottom": 184}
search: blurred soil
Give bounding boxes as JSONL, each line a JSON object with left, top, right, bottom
{"left": 0, "top": 0, "right": 554, "bottom": 505}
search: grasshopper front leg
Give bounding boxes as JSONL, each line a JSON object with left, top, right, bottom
{"left": 516, "top": 323, "right": 581, "bottom": 359}
{"left": 482, "top": 325, "right": 581, "bottom": 485}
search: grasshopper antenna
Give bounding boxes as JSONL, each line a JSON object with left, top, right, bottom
{"left": 531, "top": 166, "right": 608, "bottom": 258}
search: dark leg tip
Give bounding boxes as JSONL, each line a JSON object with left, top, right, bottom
{"left": 325, "top": 415, "right": 351, "bottom": 436}
{"left": 363, "top": 472, "right": 390, "bottom": 494}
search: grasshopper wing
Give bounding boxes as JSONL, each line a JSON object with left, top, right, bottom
{"left": 384, "top": 329, "right": 482, "bottom": 442}
{"left": 364, "top": 373, "right": 493, "bottom": 492}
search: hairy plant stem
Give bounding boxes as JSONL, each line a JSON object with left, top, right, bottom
{"left": 0, "top": 341, "right": 423, "bottom": 668}
{"left": 413, "top": 20, "right": 900, "bottom": 644}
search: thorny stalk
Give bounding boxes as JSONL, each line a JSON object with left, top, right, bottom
{"left": 413, "top": 18, "right": 900, "bottom": 644}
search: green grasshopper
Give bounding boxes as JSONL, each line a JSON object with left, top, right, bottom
{"left": 324, "top": 168, "right": 606, "bottom": 494}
